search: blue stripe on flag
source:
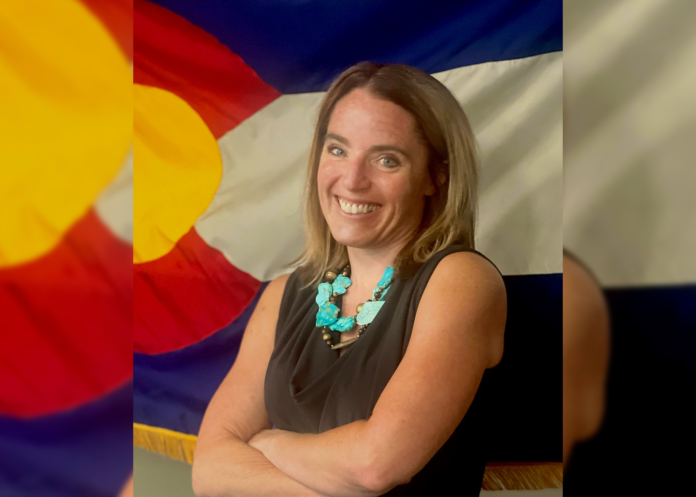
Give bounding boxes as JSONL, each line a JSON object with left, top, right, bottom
{"left": 133, "top": 283, "right": 269, "bottom": 435}
{"left": 484, "top": 272, "right": 562, "bottom": 461}
{"left": 0, "top": 383, "right": 133, "bottom": 497}
{"left": 149, "top": 0, "right": 562, "bottom": 93}
{"left": 605, "top": 285, "right": 696, "bottom": 380}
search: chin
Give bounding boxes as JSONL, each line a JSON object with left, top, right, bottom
{"left": 329, "top": 228, "right": 373, "bottom": 249}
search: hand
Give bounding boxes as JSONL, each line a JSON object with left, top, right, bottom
{"left": 248, "top": 428, "right": 280, "bottom": 455}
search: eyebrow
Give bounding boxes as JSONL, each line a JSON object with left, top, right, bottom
{"left": 324, "top": 133, "right": 411, "bottom": 158}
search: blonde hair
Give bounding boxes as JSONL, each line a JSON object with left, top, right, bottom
{"left": 293, "top": 62, "right": 479, "bottom": 286}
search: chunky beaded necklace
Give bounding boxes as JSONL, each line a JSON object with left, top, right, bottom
{"left": 315, "top": 264, "right": 394, "bottom": 350}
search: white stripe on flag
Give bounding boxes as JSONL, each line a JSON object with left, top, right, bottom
{"left": 95, "top": 147, "right": 133, "bottom": 244}
{"left": 197, "top": 52, "right": 563, "bottom": 281}
{"left": 435, "top": 51, "right": 563, "bottom": 276}
{"left": 564, "top": 0, "right": 696, "bottom": 287}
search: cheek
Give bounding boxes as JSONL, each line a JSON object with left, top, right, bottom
{"left": 317, "top": 158, "right": 339, "bottom": 183}
{"left": 316, "top": 162, "right": 331, "bottom": 192}
{"left": 379, "top": 176, "right": 416, "bottom": 208}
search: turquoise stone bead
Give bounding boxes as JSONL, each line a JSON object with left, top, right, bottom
{"left": 315, "top": 283, "right": 331, "bottom": 306}
{"left": 332, "top": 274, "right": 351, "bottom": 294}
{"left": 356, "top": 301, "right": 385, "bottom": 325}
{"left": 316, "top": 302, "right": 339, "bottom": 327}
{"left": 329, "top": 316, "right": 355, "bottom": 332}
{"left": 376, "top": 266, "right": 394, "bottom": 289}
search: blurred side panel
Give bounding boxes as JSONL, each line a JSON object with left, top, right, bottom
{"left": 564, "top": 0, "right": 696, "bottom": 494}
{"left": 0, "top": 1, "right": 133, "bottom": 495}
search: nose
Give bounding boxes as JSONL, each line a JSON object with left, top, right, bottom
{"left": 341, "top": 155, "right": 371, "bottom": 192}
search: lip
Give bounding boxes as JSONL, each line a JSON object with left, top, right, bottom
{"left": 334, "top": 195, "right": 382, "bottom": 217}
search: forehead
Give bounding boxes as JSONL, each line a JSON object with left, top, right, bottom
{"left": 327, "top": 88, "right": 421, "bottom": 147}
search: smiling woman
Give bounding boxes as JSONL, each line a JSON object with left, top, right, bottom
{"left": 192, "top": 62, "right": 507, "bottom": 497}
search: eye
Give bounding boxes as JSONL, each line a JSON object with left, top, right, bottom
{"left": 378, "top": 155, "right": 400, "bottom": 168}
{"left": 328, "top": 145, "right": 346, "bottom": 157}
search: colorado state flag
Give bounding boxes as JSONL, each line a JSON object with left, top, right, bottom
{"left": 131, "top": 0, "right": 563, "bottom": 490}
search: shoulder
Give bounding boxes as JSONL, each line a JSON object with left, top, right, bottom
{"left": 563, "top": 252, "right": 609, "bottom": 367}
{"left": 265, "top": 271, "right": 293, "bottom": 297}
{"left": 428, "top": 251, "right": 506, "bottom": 304}
{"left": 563, "top": 253, "right": 606, "bottom": 322}
{"left": 416, "top": 250, "right": 507, "bottom": 368}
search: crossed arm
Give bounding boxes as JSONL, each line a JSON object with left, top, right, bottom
{"left": 192, "top": 252, "right": 506, "bottom": 497}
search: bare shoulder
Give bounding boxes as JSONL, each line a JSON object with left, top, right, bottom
{"left": 438, "top": 251, "right": 504, "bottom": 282}
{"left": 416, "top": 251, "right": 507, "bottom": 368}
{"left": 429, "top": 251, "right": 506, "bottom": 304}
{"left": 563, "top": 254, "right": 607, "bottom": 327}
{"left": 262, "top": 272, "right": 292, "bottom": 304}
{"left": 563, "top": 252, "right": 609, "bottom": 375}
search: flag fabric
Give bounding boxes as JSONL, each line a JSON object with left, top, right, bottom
{"left": 0, "top": 1, "right": 133, "bottom": 495}
{"left": 132, "top": 0, "right": 563, "bottom": 488}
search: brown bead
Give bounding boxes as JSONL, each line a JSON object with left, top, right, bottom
{"left": 325, "top": 271, "right": 337, "bottom": 282}
{"left": 356, "top": 303, "right": 363, "bottom": 314}
{"left": 322, "top": 333, "right": 332, "bottom": 341}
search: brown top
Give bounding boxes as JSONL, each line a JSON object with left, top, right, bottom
{"left": 264, "top": 244, "right": 499, "bottom": 496}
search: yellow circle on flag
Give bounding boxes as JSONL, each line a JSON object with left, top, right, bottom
{"left": 0, "top": 0, "right": 132, "bottom": 267}
{"left": 133, "top": 84, "right": 222, "bottom": 263}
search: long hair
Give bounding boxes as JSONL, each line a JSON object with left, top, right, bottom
{"left": 292, "top": 62, "right": 479, "bottom": 287}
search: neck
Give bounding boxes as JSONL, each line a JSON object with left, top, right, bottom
{"left": 345, "top": 242, "right": 403, "bottom": 292}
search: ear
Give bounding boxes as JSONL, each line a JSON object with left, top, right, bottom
{"left": 425, "top": 175, "right": 436, "bottom": 196}
{"left": 426, "top": 162, "right": 447, "bottom": 195}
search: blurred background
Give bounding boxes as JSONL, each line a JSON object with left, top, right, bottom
{"left": 0, "top": 0, "right": 133, "bottom": 496}
{"left": 564, "top": 0, "right": 696, "bottom": 494}
{"left": 3, "top": 0, "right": 695, "bottom": 496}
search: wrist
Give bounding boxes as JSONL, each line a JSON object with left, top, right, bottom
{"left": 249, "top": 428, "right": 283, "bottom": 458}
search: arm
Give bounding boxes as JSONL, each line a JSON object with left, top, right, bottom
{"left": 250, "top": 252, "right": 507, "bottom": 496}
{"left": 192, "top": 274, "right": 327, "bottom": 497}
{"left": 562, "top": 253, "right": 610, "bottom": 466}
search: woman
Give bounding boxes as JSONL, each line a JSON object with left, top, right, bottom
{"left": 192, "top": 62, "right": 507, "bottom": 497}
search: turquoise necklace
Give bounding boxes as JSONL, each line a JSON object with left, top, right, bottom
{"left": 315, "top": 264, "right": 394, "bottom": 350}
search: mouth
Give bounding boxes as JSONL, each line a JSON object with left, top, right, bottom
{"left": 335, "top": 195, "right": 382, "bottom": 216}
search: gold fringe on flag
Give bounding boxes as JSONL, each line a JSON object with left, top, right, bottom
{"left": 133, "top": 424, "right": 562, "bottom": 490}
{"left": 482, "top": 462, "right": 563, "bottom": 490}
{"left": 133, "top": 423, "right": 198, "bottom": 464}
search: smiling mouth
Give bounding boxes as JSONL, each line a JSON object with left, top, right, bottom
{"left": 335, "top": 196, "right": 381, "bottom": 215}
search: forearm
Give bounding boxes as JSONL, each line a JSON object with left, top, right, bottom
{"left": 258, "top": 422, "right": 397, "bottom": 497}
{"left": 192, "top": 435, "right": 328, "bottom": 497}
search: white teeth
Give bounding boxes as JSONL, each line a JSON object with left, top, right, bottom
{"left": 338, "top": 198, "right": 379, "bottom": 215}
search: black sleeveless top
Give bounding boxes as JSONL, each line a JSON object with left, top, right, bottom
{"left": 264, "top": 245, "right": 500, "bottom": 496}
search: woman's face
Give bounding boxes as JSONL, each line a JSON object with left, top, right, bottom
{"left": 317, "top": 88, "right": 434, "bottom": 252}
